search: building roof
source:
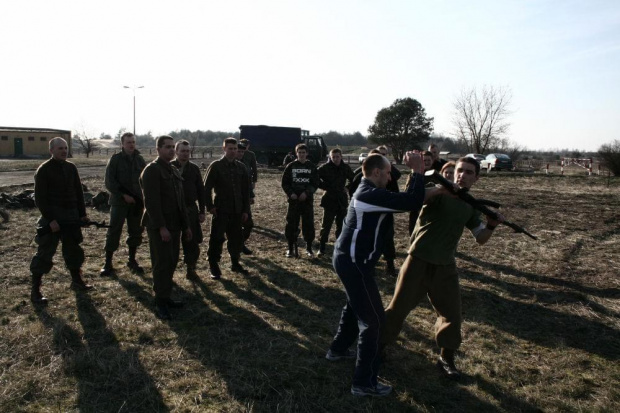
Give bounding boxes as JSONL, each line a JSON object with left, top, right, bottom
{"left": 0, "top": 126, "right": 71, "bottom": 134}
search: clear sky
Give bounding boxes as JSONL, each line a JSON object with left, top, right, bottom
{"left": 1, "top": 0, "right": 619, "bottom": 151}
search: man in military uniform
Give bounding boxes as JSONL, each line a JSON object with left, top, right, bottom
{"left": 429, "top": 143, "right": 447, "bottom": 172}
{"left": 203, "top": 137, "right": 251, "bottom": 279}
{"left": 30, "top": 137, "right": 93, "bottom": 304}
{"left": 317, "top": 148, "right": 354, "bottom": 257}
{"left": 239, "top": 138, "right": 258, "bottom": 189}
{"left": 172, "top": 140, "right": 206, "bottom": 280}
{"left": 281, "top": 143, "right": 319, "bottom": 257}
{"left": 100, "top": 132, "right": 147, "bottom": 276}
{"left": 236, "top": 141, "right": 255, "bottom": 255}
{"left": 141, "top": 135, "right": 191, "bottom": 320}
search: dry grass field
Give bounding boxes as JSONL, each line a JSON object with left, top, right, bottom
{"left": 0, "top": 167, "right": 618, "bottom": 412}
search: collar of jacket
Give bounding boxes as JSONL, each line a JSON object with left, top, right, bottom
{"left": 121, "top": 148, "right": 140, "bottom": 159}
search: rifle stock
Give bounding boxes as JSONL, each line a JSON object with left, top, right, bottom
{"left": 424, "top": 170, "right": 537, "bottom": 240}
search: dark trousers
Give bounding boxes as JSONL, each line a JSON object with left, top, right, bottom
{"left": 284, "top": 200, "right": 315, "bottom": 243}
{"left": 242, "top": 212, "right": 254, "bottom": 242}
{"left": 30, "top": 210, "right": 84, "bottom": 275}
{"left": 329, "top": 254, "right": 384, "bottom": 388}
{"left": 181, "top": 204, "right": 203, "bottom": 267}
{"left": 147, "top": 228, "right": 181, "bottom": 303}
{"left": 207, "top": 212, "right": 243, "bottom": 263}
{"left": 319, "top": 206, "right": 346, "bottom": 244}
{"left": 383, "top": 222, "right": 395, "bottom": 261}
{"left": 104, "top": 203, "right": 144, "bottom": 252}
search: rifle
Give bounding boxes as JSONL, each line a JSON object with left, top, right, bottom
{"left": 36, "top": 220, "right": 112, "bottom": 237}
{"left": 118, "top": 185, "right": 144, "bottom": 216}
{"left": 424, "top": 170, "right": 537, "bottom": 240}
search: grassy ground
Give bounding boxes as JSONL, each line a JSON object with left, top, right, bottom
{"left": 0, "top": 170, "right": 618, "bottom": 412}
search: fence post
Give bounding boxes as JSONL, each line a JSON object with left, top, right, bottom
{"left": 561, "top": 159, "right": 564, "bottom": 176}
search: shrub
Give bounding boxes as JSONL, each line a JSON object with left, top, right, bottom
{"left": 598, "top": 140, "right": 620, "bottom": 176}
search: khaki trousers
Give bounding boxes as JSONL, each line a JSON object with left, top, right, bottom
{"left": 383, "top": 255, "right": 462, "bottom": 351}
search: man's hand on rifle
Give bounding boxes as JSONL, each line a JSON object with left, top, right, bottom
{"left": 487, "top": 212, "right": 505, "bottom": 228}
{"left": 123, "top": 194, "right": 136, "bottom": 204}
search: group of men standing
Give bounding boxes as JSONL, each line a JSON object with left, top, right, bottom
{"left": 29, "top": 134, "right": 257, "bottom": 320}
{"left": 28, "top": 136, "right": 505, "bottom": 397}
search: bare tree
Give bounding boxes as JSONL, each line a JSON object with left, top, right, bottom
{"left": 598, "top": 139, "right": 620, "bottom": 176}
{"left": 452, "top": 85, "right": 512, "bottom": 154}
{"left": 73, "top": 124, "right": 100, "bottom": 158}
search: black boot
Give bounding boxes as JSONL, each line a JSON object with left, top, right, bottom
{"left": 100, "top": 250, "right": 115, "bottom": 277}
{"left": 30, "top": 273, "right": 48, "bottom": 304}
{"left": 231, "top": 260, "right": 250, "bottom": 276}
{"left": 438, "top": 348, "right": 461, "bottom": 380}
{"left": 209, "top": 261, "right": 222, "bottom": 280}
{"left": 305, "top": 243, "right": 314, "bottom": 257}
{"left": 70, "top": 269, "right": 94, "bottom": 291}
{"left": 127, "top": 246, "right": 145, "bottom": 274}
{"left": 317, "top": 242, "right": 326, "bottom": 257}
{"left": 186, "top": 264, "right": 199, "bottom": 281}
{"left": 286, "top": 242, "right": 298, "bottom": 258}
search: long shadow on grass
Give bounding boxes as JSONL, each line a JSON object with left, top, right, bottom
{"left": 457, "top": 252, "right": 620, "bottom": 300}
{"left": 459, "top": 272, "right": 620, "bottom": 360}
{"left": 35, "top": 299, "right": 168, "bottom": 412}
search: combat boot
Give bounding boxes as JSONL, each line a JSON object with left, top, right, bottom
{"left": 231, "top": 260, "right": 250, "bottom": 276}
{"left": 70, "top": 269, "right": 94, "bottom": 291}
{"left": 285, "top": 242, "right": 298, "bottom": 258}
{"left": 305, "top": 243, "right": 314, "bottom": 257}
{"left": 127, "top": 246, "right": 145, "bottom": 275}
{"left": 30, "top": 273, "right": 48, "bottom": 304}
{"left": 186, "top": 264, "right": 199, "bottom": 281}
{"left": 100, "top": 250, "right": 116, "bottom": 277}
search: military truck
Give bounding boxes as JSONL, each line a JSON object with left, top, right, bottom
{"left": 239, "top": 125, "right": 328, "bottom": 166}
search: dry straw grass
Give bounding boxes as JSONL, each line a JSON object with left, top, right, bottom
{"left": 0, "top": 167, "right": 619, "bottom": 412}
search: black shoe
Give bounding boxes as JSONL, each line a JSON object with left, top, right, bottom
{"left": 156, "top": 304, "right": 172, "bottom": 320}
{"left": 285, "top": 243, "right": 298, "bottom": 258}
{"left": 385, "top": 261, "right": 397, "bottom": 278}
{"left": 186, "top": 266, "right": 199, "bottom": 281}
{"left": 306, "top": 246, "right": 314, "bottom": 257}
{"left": 231, "top": 262, "right": 249, "bottom": 276}
{"left": 30, "top": 288, "right": 48, "bottom": 305}
{"left": 165, "top": 298, "right": 184, "bottom": 309}
{"left": 100, "top": 265, "right": 116, "bottom": 277}
{"left": 242, "top": 245, "right": 253, "bottom": 255}
{"left": 351, "top": 382, "right": 392, "bottom": 397}
{"left": 127, "top": 260, "right": 145, "bottom": 275}
{"left": 317, "top": 243, "right": 326, "bottom": 257}
{"left": 70, "top": 270, "right": 94, "bottom": 291}
{"left": 437, "top": 356, "right": 461, "bottom": 380}
{"left": 209, "top": 263, "right": 222, "bottom": 280}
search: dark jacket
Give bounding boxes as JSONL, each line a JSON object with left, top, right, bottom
{"left": 318, "top": 160, "right": 354, "bottom": 210}
{"left": 140, "top": 158, "right": 189, "bottom": 231}
{"left": 241, "top": 150, "right": 258, "bottom": 183}
{"left": 171, "top": 159, "right": 206, "bottom": 214}
{"left": 281, "top": 159, "right": 319, "bottom": 199}
{"left": 34, "top": 158, "right": 86, "bottom": 220}
{"left": 348, "top": 165, "right": 401, "bottom": 197}
{"left": 203, "top": 156, "right": 250, "bottom": 214}
{"left": 105, "top": 149, "right": 147, "bottom": 205}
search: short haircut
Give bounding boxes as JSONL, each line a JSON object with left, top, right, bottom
{"left": 456, "top": 156, "right": 480, "bottom": 176}
{"left": 237, "top": 142, "right": 247, "bottom": 150}
{"left": 422, "top": 150, "right": 433, "bottom": 158}
{"left": 330, "top": 148, "right": 342, "bottom": 155}
{"left": 377, "top": 145, "right": 388, "bottom": 153}
{"left": 440, "top": 161, "right": 456, "bottom": 174}
{"left": 362, "top": 154, "right": 389, "bottom": 176}
{"left": 295, "top": 143, "right": 308, "bottom": 153}
{"left": 369, "top": 149, "right": 381, "bottom": 154}
{"left": 223, "top": 137, "right": 237, "bottom": 147}
{"left": 49, "top": 137, "right": 66, "bottom": 150}
{"left": 156, "top": 135, "right": 173, "bottom": 148}
{"left": 175, "top": 139, "right": 190, "bottom": 150}
{"left": 240, "top": 138, "right": 250, "bottom": 145}
{"left": 120, "top": 132, "right": 135, "bottom": 144}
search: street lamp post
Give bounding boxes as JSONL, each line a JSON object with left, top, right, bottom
{"left": 123, "top": 85, "right": 144, "bottom": 135}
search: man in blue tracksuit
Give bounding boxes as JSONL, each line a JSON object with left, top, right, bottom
{"left": 326, "top": 151, "right": 426, "bottom": 397}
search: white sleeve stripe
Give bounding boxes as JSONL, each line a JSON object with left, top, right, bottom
{"left": 470, "top": 222, "right": 486, "bottom": 238}
{"left": 353, "top": 199, "right": 400, "bottom": 213}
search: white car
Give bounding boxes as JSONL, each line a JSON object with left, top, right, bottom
{"left": 358, "top": 153, "right": 368, "bottom": 164}
{"left": 466, "top": 153, "right": 486, "bottom": 163}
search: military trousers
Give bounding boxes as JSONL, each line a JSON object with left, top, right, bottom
{"left": 284, "top": 199, "right": 315, "bottom": 244}
{"left": 242, "top": 212, "right": 254, "bottom": 242}
{"left": 30, "top": 208, "right": 85, "bottom": 276}
{"left": 382, "top": 255, "right": 462, "bottom": 351}
{"left": 181, "top": 203, "right": 203, "bottom": 267}
{"left": 104, "top": 203, "right": 144, "bottom": 252}
{"left": 319, "top": 206, "right": 347, "bottom": 244}
{"left": 207, "top": 212, "right": 243, "bottom": 263}
{"left": 147, "top": 227, "right": 181, "bottom": 303}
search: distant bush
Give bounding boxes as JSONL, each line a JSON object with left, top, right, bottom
{"left": 598, "top": 140, "right": 620, "bottom": 176}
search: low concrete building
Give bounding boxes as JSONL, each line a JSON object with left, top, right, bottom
{"left": 0, "top": 127, "right": 72, "bottom": 157}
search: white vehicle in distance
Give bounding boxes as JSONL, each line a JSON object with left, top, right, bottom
{"left": 465, "top": 153, "right": 486, "bottom": 163}
{"left": 358, "top": 153, "right": 368, "bottom": 164}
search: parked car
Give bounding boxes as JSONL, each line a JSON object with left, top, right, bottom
{"left": 480, "top": 153, "right": 513, "bottom": 171}
{"left": 358, "top": 153, "right": 368, "bottom": 164}
{"left": 466, "top": 153, "right": 486, "bottom": 163}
